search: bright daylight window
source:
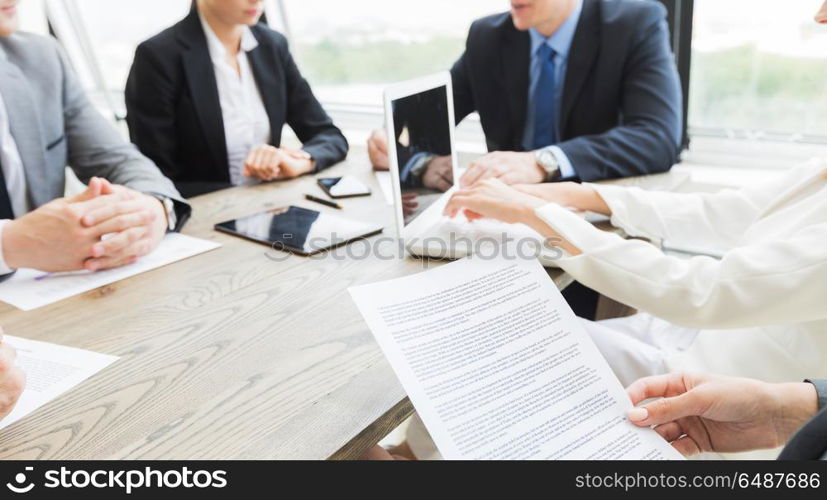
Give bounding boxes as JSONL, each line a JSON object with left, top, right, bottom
{"left": 282, "top": 0, "right": 505, "bottom": 109}
{"left": 689, "top": 0, "right": 827, "bottom": 143}
{"left": 72, "top": 0, "right": 191, "bottom": 91}
{"left": 49, "top": 0, "right": 827, "bottom": 146}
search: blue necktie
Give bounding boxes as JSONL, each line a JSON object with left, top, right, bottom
{"left": 532, "top": 44, "right": 557, "bottom": 150}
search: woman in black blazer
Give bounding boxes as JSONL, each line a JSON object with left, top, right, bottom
{"left": 125, "top": 0, "right": 348, "bottom": 198}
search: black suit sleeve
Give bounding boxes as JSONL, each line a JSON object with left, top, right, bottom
{"left": 778, "top": 406, "right": 827, "bottom": 461}
{"left": 125, "top": 43, "right": 182, "bottom": 182}
{"left": 278, "top": 41, "right": 348, "bottom": 171}
{"left": 450, "top": 50, "right": 476, "bottom": 125}
{"left": 556, "top": 14, "right": 682, "bottom": 181}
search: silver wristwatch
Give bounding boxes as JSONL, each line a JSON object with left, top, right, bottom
{"left": 534, "top": 148, "right": 561, "bottom": 181}
{"left": 153, "top": 195, "right": 177, "bottom": 232}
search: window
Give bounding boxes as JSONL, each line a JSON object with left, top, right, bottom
{"left": 689, "top": 0, "right": 827, "bottom": 142}
{"left": 282, "top": 0, "right": 504, "bottom": 109}
{"left": 69, "top": 0, "right": 192, "bottom": 93}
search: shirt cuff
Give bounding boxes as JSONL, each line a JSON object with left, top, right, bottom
{"left": 805, "top": 379, "right": 827, "bottom": 411}
{"left": 535, "top": 202, "right": 623, "bottom": 253}
{"left": 0, "top": 220, "right": 14, "bottom": 275}
{"left": 548, "top": 146, "right": 576, "bottom": 180}
{"left": 585, "top": 183, "right": 650, "bottom": 239}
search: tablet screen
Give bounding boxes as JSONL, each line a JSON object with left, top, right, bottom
{"left": 390, "top": 84, "right": 454, "bottom": 226}
{"left": 215, "top": 206, "right": 383, "bottom": 254}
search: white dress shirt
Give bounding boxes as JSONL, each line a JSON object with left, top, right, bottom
{"left": 199, "top": 14, "right": 271, "bottom": 186}
{"left": 0, "top": 88, "right": 31, "bottom": 274}
{"left": 535, "top": 159, "right": 827, "bottom": 384}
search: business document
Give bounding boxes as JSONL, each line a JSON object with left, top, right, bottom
{"left": 349, "top": 256, "right": 683, "bottom": 460}
{"left": 0, "top": 335, "right": 118, "bottom": 431}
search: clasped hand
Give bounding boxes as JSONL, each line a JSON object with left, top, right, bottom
{"left": 3, "top": 177, "right": 167, "bottom": 272}
{"left": 243, "top": 145, "right": 314, "bottom": 181}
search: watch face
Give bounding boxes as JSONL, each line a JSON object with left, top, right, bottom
{"left": 539, "top": 150, "right": 557, "bottom": 169}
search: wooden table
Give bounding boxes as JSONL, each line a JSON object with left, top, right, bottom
{"left": 0, "top": 153, "right": 572, "bottom": 460}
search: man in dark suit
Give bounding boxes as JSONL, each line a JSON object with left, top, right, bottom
{"left": 369, "top": 0, "right": 682, "bottom": 186}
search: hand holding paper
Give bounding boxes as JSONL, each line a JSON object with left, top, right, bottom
{"left": 349, "top": 256, "right": 683, "bottom": 460}
{"left": 0, "top": 335, "right": 117, "bottom": 431}
{"left": 0, "top": 329, "right": 25, "bottom": 420}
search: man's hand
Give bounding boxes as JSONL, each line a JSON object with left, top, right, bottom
{"left": 79, "top": 185, "right": 167, "bottom": 271}
{"left": 421, "top": 156, "right": 453, "bottom": 192}
{"left": 626, "top": 372, "right": 819, "bottom": 457}
{"left": 2, "top": 178, "right": 168, "bottom": 272}
{"left": 0, "top": 327, "right": 26, "bottom": 421}
{"left": 3, "top": 178, "right": 129, "bottom": 271}
{"left": 401, "top": 193, "right": 418, "bottom": 218}
{"left": 243, "top": 145, "right": 313, "bottom": 181}
{"left": 367, "top": 129, "right": 389, "bottom": 171}
{"left": 460, "top": 151, "right": 545, "bottom": 187}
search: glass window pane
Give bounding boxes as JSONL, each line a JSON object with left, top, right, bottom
{"left": 73, "top": 0, "right": 192, "bottom": 91}
{"left": 282, "top": 0, "right": 504, "bottom": 107}
{"left": 689, "top": 0, "right": 827, "bottom": 140}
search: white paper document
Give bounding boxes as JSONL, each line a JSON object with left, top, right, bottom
{"left": 0, "top": 335, "right": 118, "bottom": 431}
{"left": 0, "top": 233, "right": 221, "bottom": 311}
{"left": 349, "top": 256, "right": 683, "bottom": 460}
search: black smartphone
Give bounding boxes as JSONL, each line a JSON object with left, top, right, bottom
{"left": 317, "top": 176, "right": 372, "bottom": 199}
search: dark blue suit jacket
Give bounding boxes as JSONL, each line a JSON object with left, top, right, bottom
{"left": 451, "top": 0, "right": 683, "bottom": 181}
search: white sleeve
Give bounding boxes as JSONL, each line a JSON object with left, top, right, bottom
{"left": 0, "top": 219, "right": 14, "bottom": 275}
{"left": 588, "top": 161, "right": 820, "bottom": 249}
{"left": 536, "top": 203, "right": 827, "bottom": 329}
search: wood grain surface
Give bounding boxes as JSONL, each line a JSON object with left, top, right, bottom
{"left": 0, "top": 151, "right": 571, "bottom": 460}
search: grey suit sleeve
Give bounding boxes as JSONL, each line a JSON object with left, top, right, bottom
{"left": 54, "top": 41, "right": 191, "bottom": 228}
{"left": 805, "top": 380, "right": 827, "bottom": 410}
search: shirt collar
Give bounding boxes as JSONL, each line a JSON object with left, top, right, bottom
{"left": 529, "top": 0, "right": 583, "bottom": 60}
{"left": 198, "top": 11, "right": 259, "bottom": 62}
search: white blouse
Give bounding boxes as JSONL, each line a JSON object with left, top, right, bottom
{"left": 535, "top": 159, "right": 827, "bottom": 383}
{"left": 200, "top": 14, "right": 271, "bottom": 185}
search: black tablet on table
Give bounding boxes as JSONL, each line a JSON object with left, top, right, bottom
{"left": 215, "top": 206, "right": 383, "bottom": 256}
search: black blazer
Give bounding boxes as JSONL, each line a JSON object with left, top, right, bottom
{"left": 125, "top": 9, "right": 348, "bottom": 198}
{"left": 778, "top": 407, "right": 827, "bottom": 460}
{"left": 778, "top": 381, "right": 827, "bottom": 461}
{"left": 451, "top": 0, "right": 683, "bottom": 182}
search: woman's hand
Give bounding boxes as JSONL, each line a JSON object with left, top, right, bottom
{"left": 0, "top": 328, "right": 26, "bottom": 421}
{"left": 443, "top": 178, "right": 547, "bottom": 225}
{"left": 514, "top": 182, "right": 611, "bottom": 215}
{"left": 626, "top": 372, "right": 819, "bottom": 457}
{"left": 244, "top": 145, "right": 314, "bottom": 181}
{"left": 276, "top": 146, "right": 315, "bottom": 179}
{"left": 443, "top": 179, "right": 583, "bottom": 255}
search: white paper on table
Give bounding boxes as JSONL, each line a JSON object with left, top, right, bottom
{"left": 0, "top": 335, "right": 119, "bottom": 431}
{"left": 0, "top": 233, "right": 221, "bottom": 311}
{"left": 349, "top": 256, "right": 684, "bottom": 460}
